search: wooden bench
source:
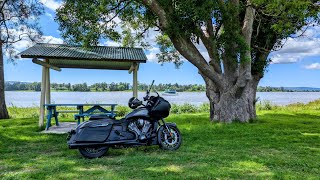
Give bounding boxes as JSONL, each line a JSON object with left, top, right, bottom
{"left": 44, "top": 104, "right": 117, "bottom": 130}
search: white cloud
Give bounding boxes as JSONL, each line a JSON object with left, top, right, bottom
{"left": 42, "top": 36, "right": 64, "bottom": 44}
{"left": 2, "top": 35, "right": 63, "bottom": 60}
{"left": 14, "top": 36, "right": 63, "bottom": 51}
{"left": 45, "top": 12, "right": 54, "bottom": 20}
{"left": 270, "top": 26, "right": 320, "bottom": 64}
{"left": 104, "top": 41, "right": 121, "bottom": 47}
{"left": 304, "top": 63, "right": 320, "bottom": 70}
{"left": 6, "top": 36, "right": 63, "bottom": 58}
{"left": 102, "top": 28, "right": 162, "bottom": 63}
{"left": 146, "top": 52, "right": 158, "bottom": 62}
{"left": 146, "top": 47, "right": 160, "bottom": 63}
{"left": 40, "top": 0, "right": 62, "bottom": 11}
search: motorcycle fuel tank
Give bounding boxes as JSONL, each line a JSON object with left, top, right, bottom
{"left": 125, "top": 107, "right": 150, "bottom": 119}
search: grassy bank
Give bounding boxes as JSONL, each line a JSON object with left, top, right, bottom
{"left": 1, "top": 101, "right": 320, "bottom": 179}
{"left": 7, "top": 99, "right": 320, "bottom": 119}
{"left": 7, "top": 103, "right": 211, "bottom": 119}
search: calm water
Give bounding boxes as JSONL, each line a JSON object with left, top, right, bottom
{"left": 5, "top": 91, "right": 320, "bottom": 107}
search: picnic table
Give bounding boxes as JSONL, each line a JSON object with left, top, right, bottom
{"left": 44, "top": 104, "right": 117, "bottom": 130}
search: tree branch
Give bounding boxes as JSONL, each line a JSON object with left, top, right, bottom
{"left": 102, "top": 1, "right": 132, "bottom": 25}
{"left": 199, "top": 23, "right": 222, "bottom": 74}
{"left": 141, "top": 0, "right": 168, "bottom": 29}
{"left": 234, "top": 0, "right": 256, "bottom": 90}
{"left": 171, "top": 35, "right": 223, "bottom": 90}
{"left": 141, "top": 0, "right": 223, "bottom": 89}
{"left": 0, "top": 0, "right": 7, "bottom": 12}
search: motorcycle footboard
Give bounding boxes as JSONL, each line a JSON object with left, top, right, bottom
{"left": 68, "top": 140, "right": 145, "bottom": 149}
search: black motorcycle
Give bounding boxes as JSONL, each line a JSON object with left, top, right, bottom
{"left": 67, "top": 80, "right": 182, "bottom": 158}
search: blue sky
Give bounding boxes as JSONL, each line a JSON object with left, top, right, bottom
{"left": 4, "top": 0, "right": 320, "bottom": 87}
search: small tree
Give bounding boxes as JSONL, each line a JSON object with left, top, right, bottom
{"left": 0, "top": 0, "right": 44, "bottom": 119}
{"left": 56, "top": 0, "right": 320, "bottom": 122}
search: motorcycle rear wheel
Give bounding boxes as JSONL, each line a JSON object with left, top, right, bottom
{"left": 158, "top": 125, "right": 182, "bottom": 150}
{"left": 78, "top": 147, "right": 109, "bottom": 159}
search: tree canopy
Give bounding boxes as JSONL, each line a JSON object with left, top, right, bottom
{"left": 0, "top": 0, "right": 44, "bottom": 119}
{"left": 0, "top": 0, "right": 44, "bottom": 58}
{"left": 56, "top": 0, "right": 320, "bottom": 122}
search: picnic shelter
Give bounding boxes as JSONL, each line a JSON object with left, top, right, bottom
{"left": 19, "top": 43, "right": 147, "bottom": 129}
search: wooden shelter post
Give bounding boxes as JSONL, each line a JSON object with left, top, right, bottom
{"left": 133, "top": 63, "right": 138, "bottom": 98}
{"left": 39, "top": 60, "right": 47, "bottom": 128}
{"left": 45, "top": 60, "right": 51, "bottom": 104}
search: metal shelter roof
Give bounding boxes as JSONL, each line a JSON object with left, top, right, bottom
{"left": 19, "top": 43, "right": 147, "bottom": 70}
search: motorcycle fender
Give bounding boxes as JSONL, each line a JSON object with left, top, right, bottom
{"left": 162, "top": 122, "right": 177, "bottom": 128}
{"left": 156, "top": 122, "right": 177, "bottom": 134}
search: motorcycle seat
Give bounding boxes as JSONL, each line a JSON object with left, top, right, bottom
{"left": 89, "top": 116, "right": 125, "bottom": 124}
{"left": 89, "top": 114, "right": 115, "bottom": 120}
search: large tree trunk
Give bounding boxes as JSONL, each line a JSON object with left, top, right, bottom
{"left": 204, "top": 77, "right": 260, "bottom": 123}
{"left": 0, "top": 40, "right": 9, "bottom": 119}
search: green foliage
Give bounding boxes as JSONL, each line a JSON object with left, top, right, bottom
{"left": 5, "top": 82, "right": 41, "bottom": 91}
{"left": 171, "top": 103, "right": 206, "bottom": 114}
{"left": 55, "top": 0, "right": 320, "bottom": 78}
{"left": 56, "top": 0, "right": 155, "bottom": 47}
{"left": 5, "top": 81, "right": 206, "bottom": 92}
{"left": 7, "top": 103, "right": 210, "bottom": 119}
{"left": 250, "top": 0, "right": 319, "bottom": 70}
{"left": 1, "top": 107, "right": 320, "bottom": 179}
{"left": 115, "top": 105, "right": 131, "bottom": 117}
{"left": 253, "top": 0, "right": 319, "bottom": 39}
{"left": 0, "top": 0, "right": 44, "bottom": 56}
{"left": 256, "top": 100, "right": 275, "bottom": 111}
{"left": 8, "top": 99, "right": 320, "bottom": 119}
{"left": 156, "top": 34, "right": 182, "bottom": 68}
{"left": 8, "top": 106, "right": 39, "bottom": 119}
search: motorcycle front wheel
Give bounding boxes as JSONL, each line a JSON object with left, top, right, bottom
{"left": 158, "top": 125, "right": 182, "bottom": 150}
{"left": 78, "top": 146, "right": 109, "bottom": 159}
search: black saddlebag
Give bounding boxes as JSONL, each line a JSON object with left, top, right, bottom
{"left": 74, "top": 119, "right": 113, "bottom": 142}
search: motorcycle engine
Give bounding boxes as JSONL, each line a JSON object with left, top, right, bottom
{"left": 128, "top": 119, "right": 152, "bottom": 140}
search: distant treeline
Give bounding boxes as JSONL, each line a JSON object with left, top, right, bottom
{"left": 5, "top": 81, "right": 320, "bottom": 92}
{"left": 257, "top": 86, "right": 320, "bottom": 92}
{"left": 5, "top": 81, "right": 205, "bottom": 92}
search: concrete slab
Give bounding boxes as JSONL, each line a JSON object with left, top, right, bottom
{"left": 41, "top": 122, "right": 77, "bottom": 134}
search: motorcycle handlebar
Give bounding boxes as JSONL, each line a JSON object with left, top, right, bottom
{"left": 148, "top": 80, "right": 155, "bottom": 92}
{"left": 143, "top": 80, "right": 162, "bottom": 102}
{"left": 145, "top": 80, "right": 155, "bottom": 101}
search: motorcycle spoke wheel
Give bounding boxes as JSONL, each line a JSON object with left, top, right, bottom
{"left": 159, "top": 126, "right": 182, "bottom": 150}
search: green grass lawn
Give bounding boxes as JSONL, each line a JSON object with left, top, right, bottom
{"left": 1, "top": 104, "right": 320, "bottom": 179}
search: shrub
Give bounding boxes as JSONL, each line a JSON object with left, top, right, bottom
{"left": 256, "top": 100, "right": 275, "bottom": 111}
{"left": 116, "top": 105, "right": 130, "bottom": 117}
{"left": 170, "top": 103, "right": 207, "bottom": 114}
{"left": 170, "top": 104, "right": 180, "bottom": 114}
{"left": 198, "top": 103, "right": 210, "bottom": 113}
{"left": 8, "top": 106, "right": 39, "bottom": 119}
{"left": 180, "top": 103, "right": 198, "bottom": 113}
